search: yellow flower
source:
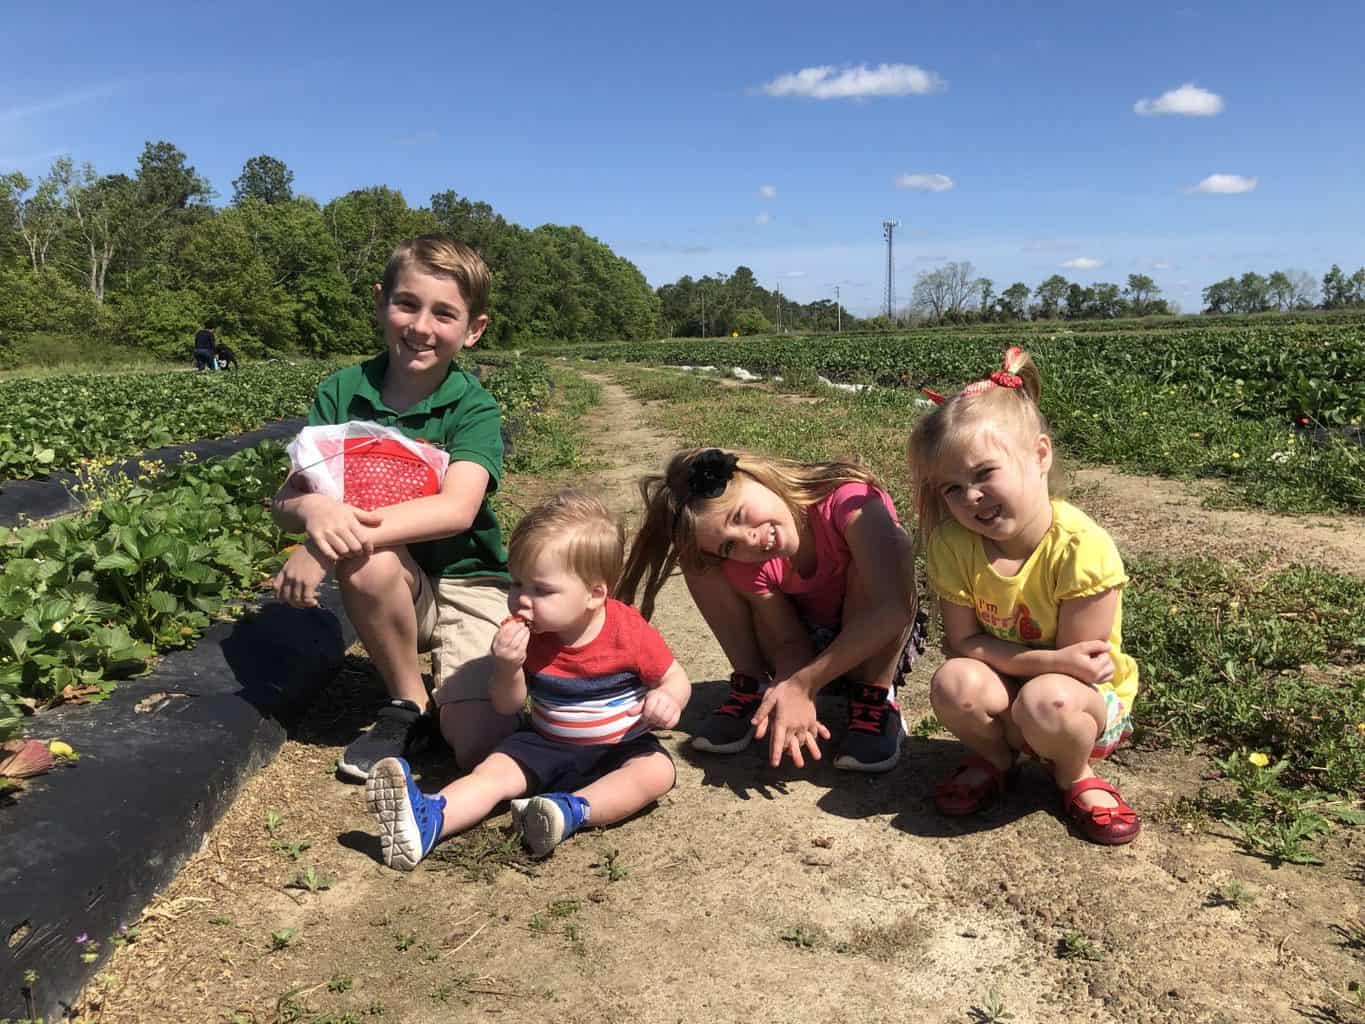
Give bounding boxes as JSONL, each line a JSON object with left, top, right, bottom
{"left": 48, "top": 740, "right": 74, "bottom": 758}
{"left": 1231, "top": 452, "right": 1241, "bottom": 460}
{"left": 1355, "top": 722, "right": 1365, "bottom": 737}
{"left": 1247, "top": 752, "right": 1270, "bottom": 768}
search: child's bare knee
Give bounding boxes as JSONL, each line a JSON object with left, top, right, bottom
{"left": 930, "top": 659, "right": 989, "bottom": 711}
{"left": 638, "top": 752, "right": 676, "bottom": 796}
{"left": 335, "top": 549, "right": 403, "bottom": 595}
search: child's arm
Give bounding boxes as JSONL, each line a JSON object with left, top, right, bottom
{"left": 780, "top": 502, "right": 915, "bottom": 692}
{"left": 943, "top": 600, "right": 1114, "bottom": 686}
{"left": 633, "top": 660, "right": 691, "bottom": 730}
{"left": 488, "top": 617, "right": 530, "bottom": 715}
{"left": 272, "top": 477, "right": 383, "bottom": 561}
{"left": 343, "top": 460, "right": 492, "bottom": 550}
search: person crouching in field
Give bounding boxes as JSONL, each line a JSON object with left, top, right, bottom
{"left": 619, "top": 449, "right": 923, "bottom": 773}
{"left": 908, "top": 346, "right": 1141, "bottom": 845}
{"left": 367, "top": 491, "right": 690, "bottom": 868}
{"left": 271, "top": 235, "right": 518, "bottom": 782}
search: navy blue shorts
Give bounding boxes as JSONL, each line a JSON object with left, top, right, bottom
{"left": 496, "top": 729, "right": 672, "bottom": 793}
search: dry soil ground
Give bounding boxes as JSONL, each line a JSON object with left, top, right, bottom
{"left": 75, "top": 372, "right": 1365, "bottom": 1024}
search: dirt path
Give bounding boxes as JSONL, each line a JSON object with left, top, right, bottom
{"left": 78, "top": 374, "right": 1364, "bottom": 1024}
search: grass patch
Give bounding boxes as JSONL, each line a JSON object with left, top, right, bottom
{"left": 425, "top": 825, "right": 537, "bottom": 881}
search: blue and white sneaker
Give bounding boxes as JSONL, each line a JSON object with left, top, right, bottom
{"left": 512, "top": 792, "right": 590, "bottom": 858}
{"left": 366, "top": 757, "right": 446, "bottom": 871}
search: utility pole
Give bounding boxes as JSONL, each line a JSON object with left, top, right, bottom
{"left": 775, "top": 280, "right": 782, "bottom": 333}
{"left": 835, "top": 285, "right": 841, "bottom": 333}
{"left": 882, "top": 220, "right": 900, "bottom": 319}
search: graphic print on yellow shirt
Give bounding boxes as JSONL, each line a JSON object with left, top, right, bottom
{"left": 926, "top": 499, "right": 1139, "bottom": 714}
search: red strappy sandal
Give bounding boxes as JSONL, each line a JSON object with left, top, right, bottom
{"left": 1064, "top": 777, "right": 1141, "bottom": 845}
{"left": 933, "top": 754, "right": 1017, "bottom": 817}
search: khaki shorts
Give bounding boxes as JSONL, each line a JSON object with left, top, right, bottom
{"left": 413, "top": 573, "right": 511, "bottom": 706}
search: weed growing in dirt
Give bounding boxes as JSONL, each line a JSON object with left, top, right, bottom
{"left": 209, "top": 915, "right": 232, "bottom": 926}
{"left": 911, "top": 714, "right": 944, "bottom": 738}
{"left": 596, "top": 848, "right": 629, "bottom": 882}
{"left": 269, "top": 927, "right": 297, "bottom": 951}
{"left": 327, "top": 975, "right": 353, "bottom": 993}
{"left": 1058, "top": 929, "right": 1105, "bottom": 961}
{"left": 287, "top": 866, "right": 333, "bottom": 893}
{"left": 1208, "top": 880, "right": 1256, "bottom": 909}
{"left": 1201, "top": 751, "right": 1364, "bottom": 865}
{"left": 274, "top": 839, "right": 313, "bottom": 861}
{"left": 264, "top": 809, "right": 284, "bottom": 837}
{"left": 430, "top": 983, "right": 453, "bottom": 1003}
{"left": 969, "top": 990, "right": 1015, "bottom": 1022}
{"left": 394, "top": 931, "right": 417, "bottom": 952}
{"left": 780, "top": 926, "right": 819, "bottom": 950}
{"left": 528, "top": 913, "right": 548, "bottom": 932}
{"left": 426, "top": 825, "right": 535, "bottom": 881}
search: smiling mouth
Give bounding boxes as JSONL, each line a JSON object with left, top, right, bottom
{"left": 401, "top": 335, "right": 436, "bottom": 355}
{"left": 761, "top": 523, "right": 777, "bottom": 552}
{"left": 975, "top": 506, "right": 1002, "bottom": 524}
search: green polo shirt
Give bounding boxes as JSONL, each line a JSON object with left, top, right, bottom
{"left": 307, "top": 352, "right": 509, "bottom": 581}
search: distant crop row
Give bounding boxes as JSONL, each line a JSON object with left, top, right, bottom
{"left": 552, "top": 320, "right": 1365, "bottom": 428}
{"left": 552, "top": 323, "right": 1365, "bottom": 513}
{"left": 0, "top": 361, "right": 348, "bottom": 485}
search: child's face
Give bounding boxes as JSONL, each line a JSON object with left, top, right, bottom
{"left": 938, "top": 429, "right": 1052, "bottom": 547}
{"left": 508, "top": 546, "right": 606, "bottom": 639}
{"left": 375, "top": 266, "right": 487, "bottom": 379}
{"left": 693, "top": 476, "right": 800, "bottom": 563}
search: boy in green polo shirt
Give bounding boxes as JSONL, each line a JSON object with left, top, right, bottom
{"left": 272, "top": 235, "right": 518, "bottom": 780}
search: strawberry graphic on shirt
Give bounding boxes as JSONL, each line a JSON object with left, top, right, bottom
{"left": 1016, "top": 602, "right": 1043, "bottom": 642}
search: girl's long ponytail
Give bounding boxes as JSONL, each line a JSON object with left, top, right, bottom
{"left": 615, "top": 472, "right": 680, "bottom": 621}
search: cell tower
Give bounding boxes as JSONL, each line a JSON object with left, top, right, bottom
{"left": 882, "top": 220, "right": 900, "bottom": 318}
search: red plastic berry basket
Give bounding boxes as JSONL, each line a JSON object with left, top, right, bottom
{"left": 287, "top": 422, "right": 450, "bottom": 510}
{"left": 342, "top": 437, "right": 442, "bottom": 510}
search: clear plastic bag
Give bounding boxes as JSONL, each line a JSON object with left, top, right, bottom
{"left": 286, "top": 422, "right": 450, "bottom": 510}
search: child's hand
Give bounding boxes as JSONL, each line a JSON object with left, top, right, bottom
{"left": 631, "top": 690, "right": 682, "bottom": 730}
{"left": 272, "top": 542, "right": 334, "bottom": 608}
{"left": 300, "top": 496, "right": 384, "bottom": 561}
{"left": 1052, "top": 640, "right": 1115, "bottom": 686}
{"left": 491, "top": 616, "right": 530, "bottom": 669}
{"left": 751, "top": 676, "right": 831, "bottom": 769}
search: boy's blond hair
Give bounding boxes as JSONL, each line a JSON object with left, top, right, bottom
{"left": 508, "top": 490, "right": 625, "bottom": 590}
{"left": 380, "top": 234, "right": 491, "bottom": 320}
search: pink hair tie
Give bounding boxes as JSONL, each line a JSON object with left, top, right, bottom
{"left": 990, "top": 371, "right": 1023, "bottom": 389}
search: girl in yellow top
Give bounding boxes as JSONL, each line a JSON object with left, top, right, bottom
{"left": 908, "top": 346, "right": 1140, "bottom": 845}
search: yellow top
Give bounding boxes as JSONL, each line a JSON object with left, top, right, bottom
{"left": 927, "top": 499, "right": 1139, "bottom": 713}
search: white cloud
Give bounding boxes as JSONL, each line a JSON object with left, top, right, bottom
{"left": 755, "top": 63, "right": 945, "bottom": 100}
{"left": 895, "top": 173, "right": 954, "bottom": 192}
{"left": 757, "top": 184, "right": 777, "bottom": 200}
{"left": 0, "top": 82, "right": 125, "bottom": 124}
{"left": 1187, "top": 174, "right": 1257, "bottom": 194}
{"left": 755, "top": 211, "right": 772, "bottom": 225}
{"left": 1061, "top": 257, "right": 1103, "bottom": 270}
{"left": 1134, "top": 83, "right": 1224, "bottom": 116}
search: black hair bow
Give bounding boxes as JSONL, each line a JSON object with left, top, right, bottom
{"left": 688, "top": 449, "right": 738, "bottom": 499}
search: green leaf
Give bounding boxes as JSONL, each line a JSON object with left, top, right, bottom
{"left": 94, "top": 552, "right": 138, "bottom": 574}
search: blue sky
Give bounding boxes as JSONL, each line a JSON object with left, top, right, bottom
{"left": 3, "top": 0, "right": 1362, "bottom": 316}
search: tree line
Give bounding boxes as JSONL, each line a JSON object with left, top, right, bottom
{"left": 655, "top": 268, "right": 858, "bottom": 338}
{"left": 0, "top": 144, "right": 661, "bottom": 360}
{"left": 898, "top": 260, "right": 1365, "bottom": 325}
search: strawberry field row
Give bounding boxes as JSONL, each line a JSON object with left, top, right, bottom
{"left": 550, "top": 320, "right": 1365, "bottom": 427}
{"left": 0, "top": 361, "right": 349, "bottom": 485}
{"left": 0, "top": 357, "right": 555, "bottom": 719}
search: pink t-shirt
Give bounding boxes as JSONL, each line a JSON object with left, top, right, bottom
{"left": 721, "top": 481, "right": 899, "bottom": 628}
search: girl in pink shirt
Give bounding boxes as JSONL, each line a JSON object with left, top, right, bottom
{"left": 619, "top": 448, "right": 925, "bottom": 772}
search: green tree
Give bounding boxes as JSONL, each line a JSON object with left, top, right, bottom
{"left": 1202, "top": 277, "right": 1237, "bottom": 314}
{"left": 1236, "top": 272, "right": 1272, "bottom": 313}
{"left": 999, "top": 282, "right": 1031, "bottom": 320}
{"left": 1032, "top": 274, "right": 1069, "bottom": 319}
{"left": 232, "top": 155, "right": 295, "bottom": 205}
{"left": 1123, "top": 273, "right": 1159, "bottom": 316}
